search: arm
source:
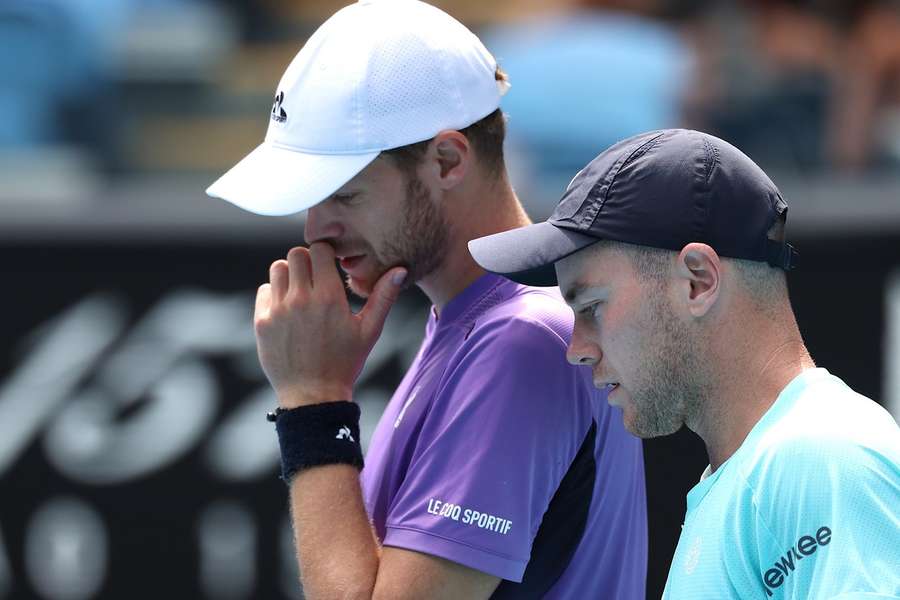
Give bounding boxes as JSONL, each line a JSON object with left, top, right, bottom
{"left": 255, "top": 243, "right": 500, "bottom": 599}
{"left": 290, "top": 464, "right": 499, "bottom": 599}
{"left": 750, "top": 436, "right": 900, "bottom": 599}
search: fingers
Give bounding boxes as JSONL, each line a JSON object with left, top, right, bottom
{"left": 254, "top": 283, "right": 273, "bottom": 341}
{"left": 308, "top": 242, "right": 344, "bottom": 297}
{"left": 255, "top": 283, "right": 272, "bottom": 320}
{"left": 269, "top": 260, "right": 289, "bottom": 301}
{"left": 359, "top": 266, "right": 407, "bottom": 341}
{"left": 286, "top": 247, "right": 312, "bottom": 297}
{"left": 273, "top": 244, "right": 343, "bottom": 306}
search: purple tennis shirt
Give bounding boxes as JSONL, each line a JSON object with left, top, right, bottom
{"left": 361, "top": 273, "right": 647, "bottom": 598}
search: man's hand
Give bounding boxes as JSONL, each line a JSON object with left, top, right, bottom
{"left": 254, "top": 242, "right": 408, "bottom": 408}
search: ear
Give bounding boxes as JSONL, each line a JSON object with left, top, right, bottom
{"left": 428, "top": 130, "right": 470, "bottom": 190}
{"left": 675, "top": 243, "right": 720, "bottom": 318}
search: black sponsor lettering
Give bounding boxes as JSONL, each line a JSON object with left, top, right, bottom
{"left": 797, "top": 535, "right": 816, "bottom": 556}
{"left": 765, "top": 568, "right": 784, "bottom": 588}
{"left": 775, "top": 551, "right": 796, "bottom": 576}
{"left": 761, "top": 525, "right": 830, "bottom": 594}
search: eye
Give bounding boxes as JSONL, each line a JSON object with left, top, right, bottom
{"left": 333, "top": 192, "right": 360, "bottom": 206}
{"left": 578, "top": 301, "right": 604, "bottom": 318}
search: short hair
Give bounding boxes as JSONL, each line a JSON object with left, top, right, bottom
{"left": 606, "top": 215, "right": 790, "bottom": 310}
{"left": 381, "top": 66, "right": 509, "bottom": 179}
{"left": 618, "top": 243, "right": 672, "bottom": 282}
{"left": 728, "top": 217, "right": 789, "bottom": 310}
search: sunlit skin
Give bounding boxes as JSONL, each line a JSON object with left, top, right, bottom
{"left": 299, "top": 131, "right": 528, "bottom": 310}
{"left": 260, "top": 130, "right": 530, "bottom": 406}
{"left": 252, "top": 130, "right": 531, "bottom": 598}
{"left": 556, "top": 240, "right": 816, "bottom": 472}
{"left": 303, "top": 156, "right": 450, "bottom": 299}
{"left": 556, "top": 243, "right": 707, "bottom": 440}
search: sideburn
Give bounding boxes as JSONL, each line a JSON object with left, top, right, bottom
{"left": 379, "top": 175, "right": 451, "bottom": 286}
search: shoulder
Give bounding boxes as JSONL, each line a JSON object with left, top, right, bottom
{"left": 444, "top": 286, "right": 579, "bottom": 385}
{"left": 753, "top": 375, "right": 899, "bottom": 473}
{"left": 434, "top": 285, "right": 595, "bottom": 418}
{"left": 742, "top": 377, "right": 900, "bottom": 512}
{"left": 468, "top": 285, "right": 574, "bottom": 350}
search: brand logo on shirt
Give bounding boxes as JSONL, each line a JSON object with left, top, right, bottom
{"left": 393, "top": 385, "right": 421, "bottom": 429}
{"left": 426, "top": 498, "right": 513, "bottom": 535}
{"left": 683, "top": 536, "right": 702, "bottom": 575}
{"left": 335, "top": 426, "right": 354, "bottom": 442}
{"left": 761, "top": 525, "right": 831, "bottom": 596}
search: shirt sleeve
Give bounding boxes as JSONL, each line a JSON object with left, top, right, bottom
{"left": 748, "top": 436, "right": 900, "bottom": 599}
{"left": 380, "top": 316, "right": 595, "bottom": 582}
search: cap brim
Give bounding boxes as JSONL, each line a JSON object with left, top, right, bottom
{"left": 206, "top": 143, "right": 380, "bottom": 216}
{"left": 468, "top": 222, "right": 598, "bottom": 286}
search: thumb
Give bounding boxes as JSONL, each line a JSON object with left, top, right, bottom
{"left": 359, "top": 267, "right": 408, "bottom": 339}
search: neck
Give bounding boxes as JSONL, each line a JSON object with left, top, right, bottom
{"left": 693, "top": 313, "right": 816, "bottom": 472}
{"left": 417, "top": 172, "right": 530, "bottom": 312}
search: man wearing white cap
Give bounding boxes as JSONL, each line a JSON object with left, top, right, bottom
{"left": 208, "top": 1, "right": 647, "bottom": 597}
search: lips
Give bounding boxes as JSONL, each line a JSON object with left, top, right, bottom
{"left": 593, "top": 380, "right": 619, "bottom": 391}
{"left": 339, "top": 255, "right": 365, "bottom": 271}
{"left": 594, "top": 381, "right": 621, "bottom": 403}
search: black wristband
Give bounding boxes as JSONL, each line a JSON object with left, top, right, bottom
{"left": 270, "top": 401, "right": 364, "bottom": 483}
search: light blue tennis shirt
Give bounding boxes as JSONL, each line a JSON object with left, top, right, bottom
{"left": 663, "top": 368, "right": 900, "bottom": 599}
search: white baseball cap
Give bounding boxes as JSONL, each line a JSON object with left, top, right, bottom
{"left": 206, "top": 0, "right": 508, "bottom": 216}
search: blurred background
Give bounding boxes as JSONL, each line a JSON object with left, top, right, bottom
{"left": 1, "top": 0, "right": 899, "bottom": 598}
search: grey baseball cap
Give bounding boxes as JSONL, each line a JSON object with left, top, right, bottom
{"left": 469, "top": 129, "right": 798, "bottom": 286}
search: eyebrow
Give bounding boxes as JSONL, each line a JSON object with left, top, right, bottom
{"left": 563, "top": 284, "right": 607, "bottom": 309}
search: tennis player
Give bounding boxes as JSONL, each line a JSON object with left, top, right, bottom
{"left": 206, "top": 1, "right": 647, "bottom": 597}
{"left": 469, "top": 128, "right": 900, "bottom": 598}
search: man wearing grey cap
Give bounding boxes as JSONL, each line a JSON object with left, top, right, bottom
{"left": 470, "top": 128, "right": 900, "bottom": 598}
{"left": 207, "top": 0, "right": 647, "bottom": 598}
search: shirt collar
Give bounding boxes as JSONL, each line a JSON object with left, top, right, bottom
{"left": 686, "top": 367, "right": 831, "bottom": 511}
{"left": 429, "top": 272, "right": 514, "bottom": 329}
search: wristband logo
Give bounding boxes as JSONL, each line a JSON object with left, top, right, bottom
{"left": 335, "top": 426, "right": 354, "bottom": 442}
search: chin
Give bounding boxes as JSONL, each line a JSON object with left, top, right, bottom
{"left": 621, "top": 410, "right": 650, "bottom": 439}
{"left": 626, "top": 408, "right": 682, "bottom": 439}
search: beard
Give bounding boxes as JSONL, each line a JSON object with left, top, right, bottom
{"left": 624, "top": 291, "right": 709, "bottom": 438}
{"left": 345, "top": 175, "right": 451, "bottom": 298}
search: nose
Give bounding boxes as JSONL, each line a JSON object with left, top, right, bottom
{"left": 566, "top": 323, "right": 601, "bottom": 366}
{"left": 304, "top": 202, "right": 345, "bottom": 244}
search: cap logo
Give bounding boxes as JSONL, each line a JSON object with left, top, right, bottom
{"left": 271, "top": 91, "right": 287, "bottom": 124}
